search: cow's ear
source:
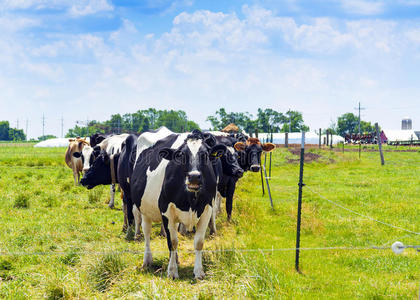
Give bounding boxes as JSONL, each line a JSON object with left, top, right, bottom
{"left": 203, "top": 133, "right": 216, "bottom": 147}
{"left": 73, "top": 152, "right": 81, "bottom": 158}
{"left": 210, "top": 144, "right": 226, "bottom": 159}
{"left": 262, "top": 143, "right": 275, "bottom": 152}
{"left": 159, "top": 148, "right": 176, "bottom": 161}
{"left": 234, "top": 142, "right": 246, "bottom": 152}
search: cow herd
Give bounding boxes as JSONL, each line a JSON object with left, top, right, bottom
{"left": 65, "top": 127, "right": 275, "bottom": 279}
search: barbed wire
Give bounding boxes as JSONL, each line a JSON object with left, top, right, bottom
{"left": 306, "top": 185, "right": 420, "bottom": 236}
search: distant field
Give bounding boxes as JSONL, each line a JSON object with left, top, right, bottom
{"left": 0, "top": 143, "right": 419, "bottom": 299}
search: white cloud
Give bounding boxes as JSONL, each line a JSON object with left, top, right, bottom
{"left": 69, "top": 0, "right": 113, "bottom": 16}
{"left": 0, "top": 0, "right": 114, "bottom": 16}
{"left": 340, "top": 0, "right": 385, "bottom": 15}
{"left": 1, "top": 5, "right": 420, "bottom": 138}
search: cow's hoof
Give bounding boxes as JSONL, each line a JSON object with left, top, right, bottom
{"left": 194, "top": 269, "right": 205, "bottom": 280}
{"left": 142, "top": 254, "right": 153, "bottom": 269}
{"left": 167, "top": 269, "right": 179, "bottom": 279}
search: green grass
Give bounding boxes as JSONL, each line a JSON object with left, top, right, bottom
{"left": 0, "top": 144, "right": 418, "bottom": 299}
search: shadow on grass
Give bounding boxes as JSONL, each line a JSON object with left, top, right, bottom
{"left": 140, "top": 256, "right": 206, "bottom": 283}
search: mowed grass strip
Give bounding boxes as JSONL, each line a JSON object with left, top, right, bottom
{"left": 0, "top": 144, "right": 418, "bottom": 299}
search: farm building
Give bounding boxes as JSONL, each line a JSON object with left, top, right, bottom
{"left": 382, "top": 130, "right": 419, "bottom": 143}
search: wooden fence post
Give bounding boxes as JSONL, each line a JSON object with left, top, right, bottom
{"left": 319, "top": 128, "right": 321, "bottom": 149}
{"left": 375, "top": 123, "right": 385, "bottom": 165}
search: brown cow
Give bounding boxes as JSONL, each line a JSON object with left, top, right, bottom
{"left": 65, "top": 138, "right": 90, "bottom": 185}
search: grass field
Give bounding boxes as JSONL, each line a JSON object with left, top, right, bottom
{"left": 0, "top": 144, "right": 419, "bottom": 299}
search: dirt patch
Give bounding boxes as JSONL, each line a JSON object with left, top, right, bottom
{"left": 287, "top": 149, "right": 322, "bottom": 163}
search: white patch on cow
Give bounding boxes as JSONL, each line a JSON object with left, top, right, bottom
{"left": 186, "top": 139, "right": 202, "bottom": 158}
{"left": 135, "top": 127, "right": 175, "bottom": 162}
{"left": 81, "top": 146, "right": 93, "bottom": 172}
{"left": 100, "top": 134, "right": 129, "bottom": 155}
{"left": 209, "top": 131, "right": 228, "bottom": 137}
{"left": 162, "top": 203, "right": 200, "bottom": 232}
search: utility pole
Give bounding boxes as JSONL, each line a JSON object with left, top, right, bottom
{"left": 61, "top": 116, "right": 64, "bottom": 138}
{"left": 354, "top": 102, "right": 365, "bottom": 159}
{"left": 42, "top": 114, "right": 45, "bottom": 139}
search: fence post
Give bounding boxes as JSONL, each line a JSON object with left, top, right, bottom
{"left": 263, "top": 153, "right": 274, "bottom": 210}
{"left": 319, "top": 128, "right": 321, "bottom": 149}
{"left": 375, "top": 123, "right": 385, "bottom": 165}
{"left": 295, "top": 131, "right": 305, "bottom": 273}
{"left": 285, "top": 132, "right": 289, "bottom": 148}
{"left": 269, "top": 132, "right": 273, "bottom": 179}
{"left": 326, "top": 130, "right": 329, "bottom": 147}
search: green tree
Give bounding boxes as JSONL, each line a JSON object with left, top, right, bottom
{"left": 280, "top": 110, "right": 309, "bottom": 132}
{"left": 0, "top": 121, "right": 10, "bottom": 140}
{"left": 206, "top": 108, "right": 255, "bottom": 132}
{"left": 256, "top": 108, "right": 285, "bottom": 132}
{"left": 336, "top": 113, "right": 374, "bottom": 137}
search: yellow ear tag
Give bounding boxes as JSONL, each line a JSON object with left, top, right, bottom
{"left": 211, "top": 152, "right": 223, "bottom": 158}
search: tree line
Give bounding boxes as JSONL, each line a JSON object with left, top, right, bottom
{"left": 66, "top": 109, "right": 200, "bottom": 138}
{"left": 0, "top": 121, "right": 26, "bottom": 141}
{"left": 0, "top": 108, "right": 376, "bottom": 141}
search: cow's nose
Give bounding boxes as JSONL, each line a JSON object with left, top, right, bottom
{"left": 234, "top": 169, "right": 244, "bottom": 178}
{"left": 250, "top": 164, "right": 260, "bottom": 172}
{"left": 188, "top": 173, "right": 201, "bottom": 184}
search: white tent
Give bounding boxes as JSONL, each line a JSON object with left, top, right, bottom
{"left": 383, "top": 130, "right": 419, "bottom": 142}
{"left": 257, "top": 132, "right": 344, "bottom": 145}
{"left": 34, "top": 138, "right": 73, "bottom": 148}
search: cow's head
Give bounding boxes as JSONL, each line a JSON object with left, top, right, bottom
{"left": 159, "top": 130, "right": 226, "bottom": 193}
{"left": 219, "top": 145, "right": 244, "bottom": 178}
{"left": 73, "top": 145, "right": 101, "bottom": 173}
{"left": 80, "top": 150, "right": 117, "bottom": 189}
{"left": 235, "top": 138, "right": 275, "bottom": 172}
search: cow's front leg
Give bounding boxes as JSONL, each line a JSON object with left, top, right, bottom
{"left": 194, "top": 205, "right": 212, "bottom": 279}
{"left": 162, "top": 215, "right": 179, "bottom": 279}
{"left": 209, "top": 197, "right": 218, "bottom": 235}
{"left": 132, "top": 205, "right": 143, "bottom": 240}
{"left": 73, "top": 170, "right": 79, "bottom": 185}
{"left": 108, "top": 184, "right": 116, "bottom": 208}
{"left": 141, "top": 215, "right": 153, "bottom": 268}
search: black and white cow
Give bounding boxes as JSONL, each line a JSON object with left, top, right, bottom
{"left": 80, "top": 134, "right": 129, "bottom": 208}
{"left": 89, "top": 133, "right": 113, "bottom": 148}
{"left": 80, "top": 134, "right": 138, "bottom": 237}
{"left": 210, "top": 132, "right": 275, "bottom": 220}
{"left": 130, "top": 129, "right": 226, "bottom": 279}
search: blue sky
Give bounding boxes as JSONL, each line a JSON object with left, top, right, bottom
{"left": 0, "top": 0, "right": 419, "bottom": 138}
